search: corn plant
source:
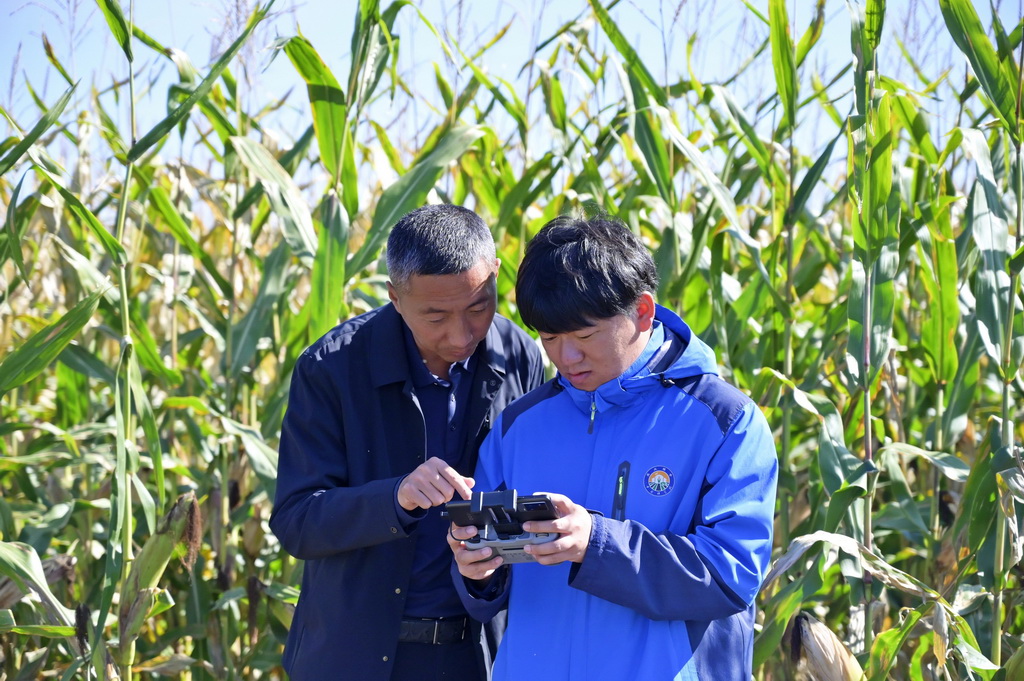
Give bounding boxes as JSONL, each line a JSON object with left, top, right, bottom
{"left": 1, "top": 0, "right": 1023, "bottom": 679}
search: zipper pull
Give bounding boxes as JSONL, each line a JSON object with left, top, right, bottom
{"left": 587, "top": 397, "right": 596, "bottom": 434}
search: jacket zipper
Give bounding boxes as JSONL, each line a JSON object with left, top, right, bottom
{"left": 587, "top": 396, "right": 596, "bottom": 434}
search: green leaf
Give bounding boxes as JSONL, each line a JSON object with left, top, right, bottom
{"left": 347, "top": 124, "right": 486, "bottom": 277}
{"left": 763, "top": 530, "right": 938, "bottom": 599}
{"left": 280, "top": 36, "right": 347, "bottom": 180}
{"left": 0, "top": 288, "right": 104, "bottom": 399}
{"left": 228, "top": 242, "right": 290, "bottom": 376}
{"left": 917, "top": 216, "right": 960, "bottom": 387}
{"left": 0, "top": 83, "right": 75, "bottom": 178}
{"left": 128, "top": 1, "right": 274, "bottom": 162}
{"left": 939, "top": 0, "right": 1019, "bottom": 139}
{"left": 347, "top": 0, "right": 405, "bottom": 118}
{"left": 0, "top": 611, "right": 75, "bottom": 638}
{"left": 790, "top": 121, "right": 845, "bottom": 222}
{"left": 868, "top": 604, "right": 927, "bottom": 680}
{"left": 541, "top": 68, "right": 567, "bottom": 133}
{"left": 308, "top": 191, "right": 350, "bottom": 339}
{"left": 587, "top": 0, "right": 667, "bottom": 107}
{"left": 962, "top": 128, "right": 1012, "bottom": 368}
{"left": 658, "top": 110, "right": 790, "bottom": 317}
{"left": 42, "top": 34, "right": 75, "bottom": 86}
{"left": 879, "top": 443, "right": 971, "bottom": 483}
{"left": 4, "top": 173, "right": 30, "bottom": 282}
{"left": 794, "top": 0, "right": 826, "bottom": 67}
{"left": 768, "top": 0, "right": 797, "bottom": 127}
{"left": 220, "top": 417, "right": 279, "bottom": 499}
{"left": 37, "top": 166, "right": 128, "bottom": 266}
{"left": 864, "top": 0, "right": 886, "bottom": 54}
{"left": 712, "top": 84, "right": 774, "bottom": 178}
{"left": 231, "top": 136, "right": 317, "bottom": 263}
{"left": 94, "top": 0, "right": 133, "bottom": 62}
{"left": 629, "top": 73, "right": 673, "bottom": 204}
{"left": 129, "top": 352, "right": 164, "bottom": 514}
{"left": 149, "top": 186, "right": 232, "bottom": 297}
{"left": 0, "top": 543, "right": 76, "bottom": 628}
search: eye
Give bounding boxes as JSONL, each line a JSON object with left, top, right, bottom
{"left": 540, "top": 336, "right": 556, "bottom": 344}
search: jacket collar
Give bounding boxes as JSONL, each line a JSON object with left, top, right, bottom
{"left": 556, "top": 305, "right": 714, "bottom": 415}
{"left": 369, "top": 303, "right": 507, "bottom": 388}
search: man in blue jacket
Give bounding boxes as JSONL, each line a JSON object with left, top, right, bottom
{"left": 270, "top": 204, "right": 545, "bottom": 681}
{"left": 449, "top": 216, "right": 778, "bottom": 680}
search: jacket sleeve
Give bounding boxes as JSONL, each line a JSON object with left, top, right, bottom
{"left": 452, "top": 417, "right": 513, "bottom": 621}
{"left": 269, "top": 351, "right": 412, "bottom": 560}
{"left": 568, "top": 401, "right": 778, "bottom": 621}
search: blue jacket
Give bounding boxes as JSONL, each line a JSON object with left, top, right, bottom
{"left": 456, "top": 306, "right": 777, "bottom": 681}
{"left": 270, "top": 303, "right": 545, "bottom": 681}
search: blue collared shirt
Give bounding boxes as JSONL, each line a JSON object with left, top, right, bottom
{"left": 398, "top": 323, "right": 476, "bottom": 617}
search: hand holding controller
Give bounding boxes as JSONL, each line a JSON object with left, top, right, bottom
{"left": 445, "top": 489, "right": 557, "bottom": 563}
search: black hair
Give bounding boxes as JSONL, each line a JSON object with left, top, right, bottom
{"left": 515, "top": 216, "right": 658, "bottom": 334}
{"left": 386, "top": 204, "right": 495, "bottom": 289}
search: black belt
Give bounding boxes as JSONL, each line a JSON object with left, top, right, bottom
{"left": 398, "top": 616, "right": 468, "bottom": 645}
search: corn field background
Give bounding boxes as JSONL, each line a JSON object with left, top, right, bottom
{"left": 2, "top": 0, "right": 1024, "bottom": 678}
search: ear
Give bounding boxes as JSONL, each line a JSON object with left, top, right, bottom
{"left": 387, "top": 281, "right": 402, "bottom": 313}
{"left": 635, "top": 292, "right": 656, "bottom": 332}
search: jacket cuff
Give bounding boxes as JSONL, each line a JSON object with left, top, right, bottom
{"left": 393, "top": 478, "right": 427, "bottom": 530}
{"left": 568, "top": 511, "right": 606, "bottom": 584}
{"left": 463, "top": 565, "right": 509, "bottom": 602}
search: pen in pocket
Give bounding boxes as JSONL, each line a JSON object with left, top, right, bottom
{"left": 611, "top": 461, "right": 630, "bottom": 520}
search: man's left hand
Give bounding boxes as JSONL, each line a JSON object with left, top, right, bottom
{"left": 521, "top": 493, "right": 592, "bottom": 565}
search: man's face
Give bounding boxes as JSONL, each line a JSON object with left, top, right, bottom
{"left": 389, "top": 258, "right": 500, "bottom": 377}
{"left": 538, "top": 293, "right": 656, "bottom": 392}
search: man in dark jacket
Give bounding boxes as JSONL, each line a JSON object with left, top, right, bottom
{"left": 270, "top": 204, "right": 545, "bottom": 681}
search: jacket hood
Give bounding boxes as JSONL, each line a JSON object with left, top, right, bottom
{"left": 556, "top": 304, "right": 719, "bottom": 415}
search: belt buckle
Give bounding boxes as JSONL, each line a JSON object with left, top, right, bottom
{"left": 433, "top": 619, "right": 444, "bottom": 645}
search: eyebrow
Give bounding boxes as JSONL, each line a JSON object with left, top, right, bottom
{"left": 422, "top": 293, "right": 493, "bottom": 315}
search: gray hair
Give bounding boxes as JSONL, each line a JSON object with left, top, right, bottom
{"left": 385, "top": 205, "right": 496, "bottom": 290}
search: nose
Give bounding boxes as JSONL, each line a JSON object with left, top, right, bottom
{"left": 448, "top": 314, "right": 475, "bottom": 349}
{"left": 556, "top": 339, "right": 584, "bottom": 367}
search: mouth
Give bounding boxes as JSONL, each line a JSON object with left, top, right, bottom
{"left": 448, "top": 346, "right": 476, "bottom": 361}
{"left": 565, "top": 371, "right": 590, "bottom": 385}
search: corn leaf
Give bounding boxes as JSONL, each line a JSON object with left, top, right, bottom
{"left": 347, "top": 124, "right": 486, "bottom": 277}
{"left": 768, "top": 0, "right": 796, "bottom": 127}
{"left": 0, "top": 288, "right": 104, "bottom": 399}
{"left": 220, "top": 417, "right": 279, "bottom": 499}
{"left": 231, "top": 136, "right": 317, "bottom": 264}
{"left": 939, "top": 0, "right": 1019, "bottom": 139}
{"left": 961, "top": 128, "right": 1014, "bottom": 370}
{"left": 94, "top": 0, "right": 133, "bottom": 62}
{"left": 227, "top": 242, "right": 290, "bottom": 376}
{"left": 308, "top": 191, "right": 350, "bottom": 339}
{"left": 281, "top": 36, "right": 346, "bottom": 181}
{"left": 149, "top": 186, "right": 232, "bottom": 297}
{"left": 0, "top": 542, "right": 75, "bottom": 627}
{"left": 0, "top": 83, "right": 75, "bottom": 178}
{"left": 4, "top": 173, "right": 30, "bottom": 282}
{"left": 37, "top": 166, "right": 127, "bottom": 266}
{"left": 629, "top": 73, "right": 673, "bottom": 204}
{"left": 917, "top": 208, "right": 960, "bottom": 388}
{"left": 588, "top": 0, "right": 667, "bottom": 108}
{"left": 128, "top": 1, "right": 274, "bottom": 162}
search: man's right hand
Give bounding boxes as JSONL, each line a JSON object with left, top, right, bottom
{"left": 397, "top": 456, "right": 474, "bottom": 511}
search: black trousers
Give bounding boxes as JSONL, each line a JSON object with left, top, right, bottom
{"left": 390, "top": 637, "right": 483, "bottom": 681}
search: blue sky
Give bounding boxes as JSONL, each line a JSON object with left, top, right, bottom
{"left": 0, "top": 1, "right": 1019, "bottom": 168}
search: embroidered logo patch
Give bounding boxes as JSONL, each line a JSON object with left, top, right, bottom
{"left": 643, "top": 466, "right": 674, "bottom": 496}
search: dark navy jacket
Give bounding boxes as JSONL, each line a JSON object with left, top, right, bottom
{"left": 270, "top": 303, "right": 544, "bottom": 680}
